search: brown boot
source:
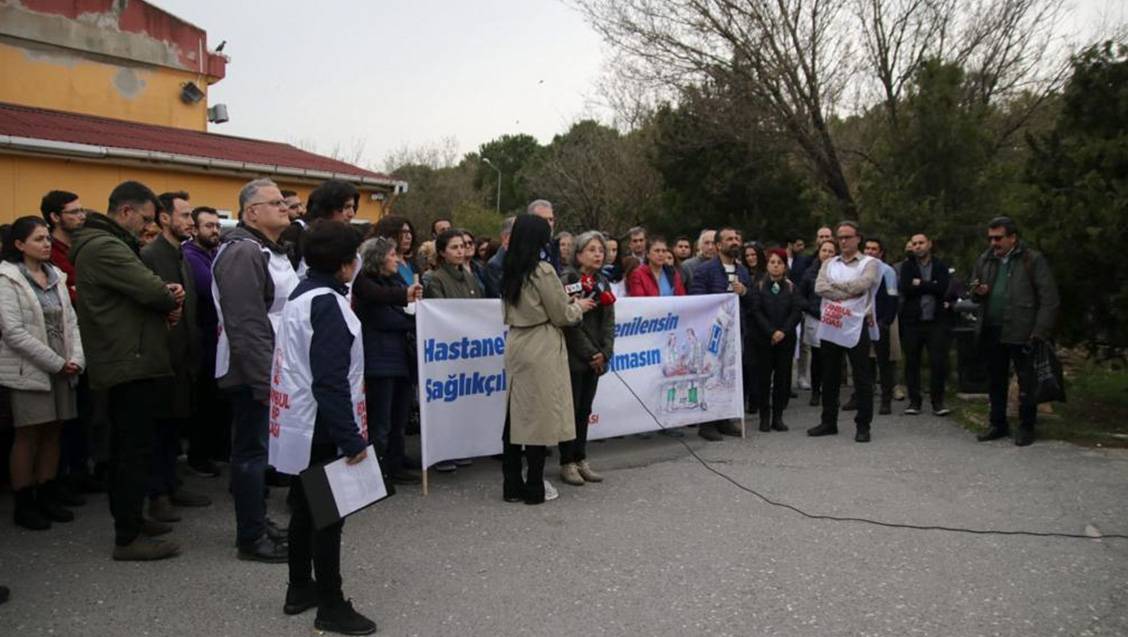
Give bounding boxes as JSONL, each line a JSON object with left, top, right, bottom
{"left": 559, "top": 463, "right": 585, "bottom": 486}
{"left": 577, "top": 461, "right": 603, "bottom": 483}
{"left": 112, "top": 537, "right": 181, "bottom": 561}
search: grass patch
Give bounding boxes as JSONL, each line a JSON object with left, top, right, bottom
{"left": 952, "top": 361, "right": 1128, "bottom": 448}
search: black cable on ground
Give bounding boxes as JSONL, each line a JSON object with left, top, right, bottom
{"left": 611, "top": 369, "right": 1128, "bottom": 541}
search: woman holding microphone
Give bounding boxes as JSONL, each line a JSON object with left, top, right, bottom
{"left": 558, "top": 231, "right": 615, "bottom": 487}
{"left": 500, "top": 214, "right": 595, "bottom": 505}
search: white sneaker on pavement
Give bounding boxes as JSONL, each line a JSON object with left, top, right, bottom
{"left": 543, "top": 480, "right": 559, "bottom": 501}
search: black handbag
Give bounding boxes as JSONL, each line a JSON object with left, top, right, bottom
{"left": 1030, "top": 340, "right": 1066, "bottom": 404}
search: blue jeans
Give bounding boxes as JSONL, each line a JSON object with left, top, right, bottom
{"left": 227, "top": 386, "right": 268, "bottom": 546}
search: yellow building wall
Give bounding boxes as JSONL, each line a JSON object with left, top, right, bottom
{"left": 0, "top": 155, "right": 388, "bottom": 223}
{"left": 0, "top": 41, "right": 209, "bottom": 131}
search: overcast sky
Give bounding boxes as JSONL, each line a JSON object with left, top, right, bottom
{"left": 155, "top": 0, "right": 1124, "bottom": 171}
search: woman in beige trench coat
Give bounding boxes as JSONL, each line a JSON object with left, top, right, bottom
{"left": 500, "top": 215, "right": 595, "bottom": 505}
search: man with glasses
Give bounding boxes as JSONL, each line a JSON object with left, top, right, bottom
{"left": 809, "top": 220, "right": 881, "bottom": 442}
{"left": 213, "top": 178, "right": 299, "bottom": 562}
{"left": 40, "top": 191, "right": 102, "bottom": 500}
{"left": 970, "top": 216, "right": 1059, "bottom": 446}
{"left": 40, "top": 191, "right": 87, "bottom": 302}
{"left": 71, "top": 181, "right": 183, "bottom": 560}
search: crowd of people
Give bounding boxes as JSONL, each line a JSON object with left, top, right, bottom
{"left": 0, "top": 177, "right": 1060, "bottom": 633}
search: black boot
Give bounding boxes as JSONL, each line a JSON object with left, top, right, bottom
{"left": 13, "top": 488, "right": 50, "bottom": 531}
{"left": 37, "top": 482, "right": 75, "bottom": 523}
{"left": 771, "top": 412, "right": 789, "bottom": 432}
{"left": 54, "top": 479, "right": 86, "bottom": 507}
{"left": 809, "top": 390, "right": 820, "bottom": 407}
{"left": 315, "top": 598, "right": 377, "bottom": 635}
{"left": 758, "top": 410, "right": 771, "bottom": 432}
{"left": 977, "top": 425, "right": 1010, "bottom": 442}
{"left": 806, "top": 423, "right": 838, "bottom": 437}
{"left": 1014, "top": 425, "right": 1035, "bottom": 447}
{"left": 283, "top": 580, "right": 319, "bottom": 615}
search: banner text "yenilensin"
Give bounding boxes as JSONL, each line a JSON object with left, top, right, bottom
{"left": 614, "top": 313, "right": 679, "bottom": 338}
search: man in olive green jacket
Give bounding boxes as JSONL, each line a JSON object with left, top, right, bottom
{"left": 70, "top": 181, "right": 182, "bottom": 561}
{"left": 970, "top": 216, "right": 1060, "bottom": 447}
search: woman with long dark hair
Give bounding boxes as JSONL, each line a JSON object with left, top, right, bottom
{"left": 742, "top": 240, "right": 768, "bottom": 413}
{"left": 424, "top": 228, "right": 481, "bottom": 472}
{"left": 625, "top": 236, "right": 686, "bottom": 297}
{"left": 0, "top": 217, "right": 84, "bottom": 530}
{"left": 743, "top": 241, "right": 767, "bottom": 285}
{"left": 500, "top": 215, "right": 595, "bottom": 504}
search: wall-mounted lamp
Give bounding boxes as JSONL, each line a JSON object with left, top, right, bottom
{"left": 207, "top": 104, "right": 229, "bottom": 124}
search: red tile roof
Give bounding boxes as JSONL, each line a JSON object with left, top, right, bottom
{"left": 0, "top": 102, "right": 399, "bottom": 186}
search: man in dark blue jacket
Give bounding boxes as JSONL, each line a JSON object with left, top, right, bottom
{"left": 898, "top": 233, "right": 952, "bottom": 416}
{"left": 688, "top": 226, "right": 752, "bottom": 441}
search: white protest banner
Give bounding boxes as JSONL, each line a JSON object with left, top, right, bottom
{"left": 416, "top": 294, "right": 743, "bottom": 472}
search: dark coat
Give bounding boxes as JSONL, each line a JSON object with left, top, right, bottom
{"left": 352, "top": 270, "right": 414, "bottom": 379}
{"left": 485, "top": 246, "right": 505, "bottom": 299}
{"left": 423, "top": 262, "right": 481, "bottom": 299}
{"left": 749, "top": 277, "right": 803, "bottom": 344}
{"left": 182, "top": 240, "right": 218, "bottom": 379}
{"left": 140, "top": 234, "right": 200, "bottom": 418}
{"left": 788, "top": 254, "right": 812, "bottom": 286}
{"left": 899, "top": 256, "right": 952, "bottom": 325}
{"left": 69, "top": 213, "right": 178, "bottom": 390}
{"left": 970, "top": 242, "right": 1059, "bottom": 344}
{"left": 799, "top": 260, "right": 823, "bottom": 318}
{"left": 688, "top": 257, "right": 751, "bottom": 296}
{"left": 559, "top": 268, "right": 616, "bottom": 373}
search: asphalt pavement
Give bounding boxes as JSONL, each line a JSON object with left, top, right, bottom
{"left": 1, "top": 391, "right": 1126, "bottom": 636}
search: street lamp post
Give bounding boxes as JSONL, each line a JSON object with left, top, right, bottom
{"left": 482, "top": 157, "right": 502, "bottom": 215}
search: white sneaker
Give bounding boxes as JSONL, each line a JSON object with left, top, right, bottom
{"left": 543, "top": 480, "right": 559, "bottom": 501}
{"left": 797, "top": 378, "right": 811, "bottom": 391}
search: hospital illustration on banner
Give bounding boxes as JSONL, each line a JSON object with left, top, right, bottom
{"left": 656, "top": 298, "right": 740, "bottom": 418}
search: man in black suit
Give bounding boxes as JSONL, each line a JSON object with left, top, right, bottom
{"left": 898, "top": 233, "right": 952, "bottom": 416}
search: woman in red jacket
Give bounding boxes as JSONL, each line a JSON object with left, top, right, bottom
{"left": 626, "top": 236, "right": 686, "bottom": 297}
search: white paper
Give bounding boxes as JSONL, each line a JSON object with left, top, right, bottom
{"left": 322, "top": 445, "right": 388, "bottom": 517}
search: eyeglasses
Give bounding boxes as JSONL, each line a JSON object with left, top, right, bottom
{"left": 987, "top": 235, "right": 1007, "bottom": 243}
{"left": 248, "top": 199, "right": 286, "bottom": 209}
{"left": 837, "top": 234, "right": 858, "bottom": 241}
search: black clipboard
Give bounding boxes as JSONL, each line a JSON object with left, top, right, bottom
{"left": 299, "top": 446, "right": 394, "bottom": 530}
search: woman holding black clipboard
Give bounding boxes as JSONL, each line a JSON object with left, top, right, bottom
{"left": 270, "top": 220, "right": 377, "bottom": 636}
